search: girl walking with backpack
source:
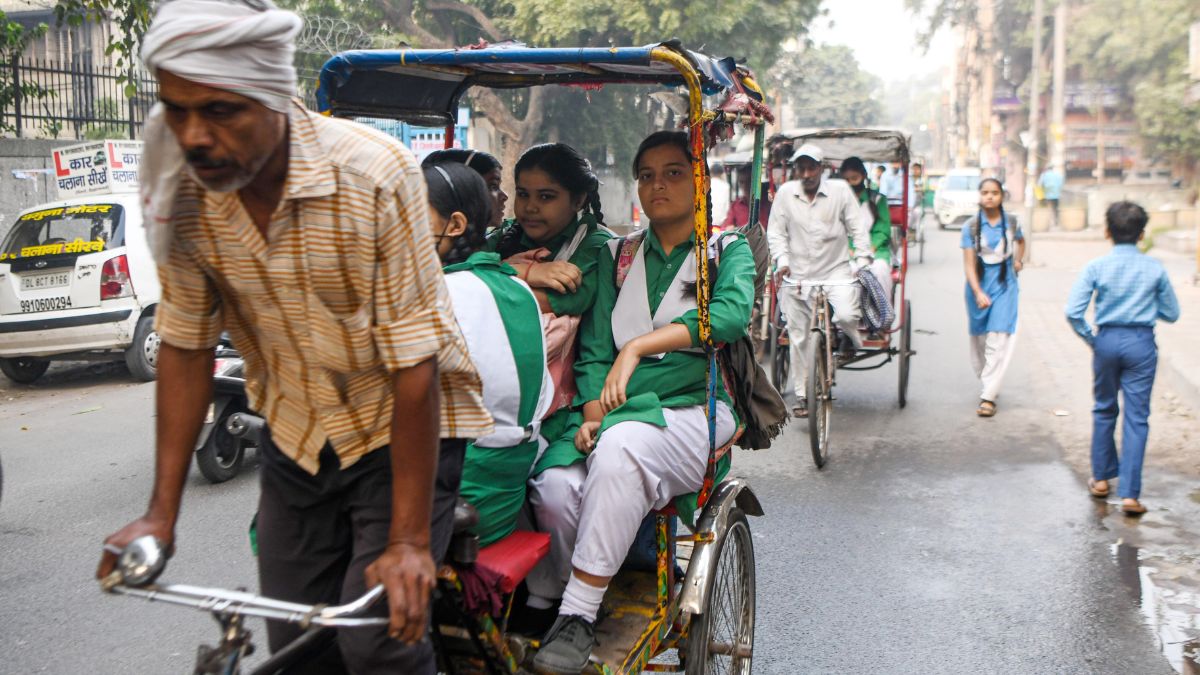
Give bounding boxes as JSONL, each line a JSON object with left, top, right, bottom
{"left": 530, "top": 131, "right": 757, "bottom": 674}
{"left": 961, "top": 177, "right": 1025, "bottom": 417}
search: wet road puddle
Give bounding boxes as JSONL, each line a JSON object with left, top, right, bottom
{"left": 1111, "top": 541, "right": 1200, "bottom": 673}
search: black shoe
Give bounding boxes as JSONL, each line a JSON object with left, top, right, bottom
{"left": 532, "top": 615, "right": 596, "bottom": 674}
{"left": 508, "top": 602, "right": 559, "bottom": 638}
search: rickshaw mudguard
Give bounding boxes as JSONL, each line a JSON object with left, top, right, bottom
{"left": 678, "top": 478, "right": 763, "bottom": 616}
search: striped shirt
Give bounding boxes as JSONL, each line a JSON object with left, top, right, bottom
{"left": 155, "top": 101, "right": 491, "bottom": 474}
{"left": 1065, "top": 243, "right": 1181, "bottom": 345}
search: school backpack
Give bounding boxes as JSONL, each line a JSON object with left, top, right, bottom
{"left": 613, "top": 226, "right": 787, "bottom": 450}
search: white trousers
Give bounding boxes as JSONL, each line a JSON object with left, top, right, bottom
{"left": 525, "top": 403, "right": 736, "bottom": 598}
{"left": 780, "top": 284, "right": 862, "bottom": 399}
{"left": 969, "top": 329, "right": 1017, "bottom": 402}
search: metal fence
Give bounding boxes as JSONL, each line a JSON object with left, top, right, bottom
{"left": 2, "top": 58, "right": 158, "bottom": 141}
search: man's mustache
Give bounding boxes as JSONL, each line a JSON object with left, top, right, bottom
{"left": 185, "top": 150, "right": 229, "bottom": 170}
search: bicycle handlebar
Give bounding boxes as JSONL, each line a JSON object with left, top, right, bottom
{"left": 778, "top": 277, "right": 860, "bottom": 289}
{"left": 106, "top": 582, "right": 388, "bottom": 627}
{"left": 101, "top": 536, "right": 387, "bottom": 628}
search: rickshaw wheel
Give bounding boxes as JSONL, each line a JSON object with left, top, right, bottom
{"left": 898, "top": 300, "right": 912, "bottom": 409}
{"left": 806, "top": 333, "right": 831, "bottom": 469}
{"left": 769, "top": 321, "right": 788, "bottom": 393}
{"left": 684, "top": 508, "right": 755, "bottom": 675}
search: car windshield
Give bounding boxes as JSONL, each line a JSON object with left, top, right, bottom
{"left": 943, "top": 175, "right": 980, "bottom": 191}
{"left": 0, "top": 204, "right": 125, "bottom": 262}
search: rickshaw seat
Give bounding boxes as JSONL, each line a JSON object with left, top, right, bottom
{"left": 476, "top": 531, "right": 551, "bottom": 594}
{"left": 889, "top": 204, "right": 906, "bottom": 228}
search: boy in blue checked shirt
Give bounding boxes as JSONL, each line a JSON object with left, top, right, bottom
{"left": 1065, "top": 202, "right": 1180, "bottom": 515}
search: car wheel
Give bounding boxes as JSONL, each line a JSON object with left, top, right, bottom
{"left": 0, "top": 357, "right": 50, "bottom": 384}
{"left": 125, "top": 314, "right": 160, "bottom": 382}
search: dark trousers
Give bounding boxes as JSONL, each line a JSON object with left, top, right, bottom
{"left": 1090, "top": 326, "right": 1157, "bottom": 499}
{"left": 256, "top": 435, "right": 465, "bottom": 674}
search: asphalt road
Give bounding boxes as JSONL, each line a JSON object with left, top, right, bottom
{"left": 0, "top": 225, "right": 1175, "bottom": 674}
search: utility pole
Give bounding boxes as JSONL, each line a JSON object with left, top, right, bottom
{"left": 1051, "top": 1, "right": 1067, "bottom": 169}
{"left": 980, "top": 0, "right": 996, "bottom": 172}
{"left": 1026, "top": 0, "right": 1044, "bottom": 259}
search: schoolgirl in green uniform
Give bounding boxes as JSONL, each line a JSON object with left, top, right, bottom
{"left": 532, "top": 131, "right": 756, "bottom": 673}
{"left": 472, "top": 145, "right": 616, "bottom": 631}
{"left": 423, "top": 161, "right": 553, "bottom": 546}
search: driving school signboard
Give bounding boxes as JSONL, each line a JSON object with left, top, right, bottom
{"left": 52, "top": 140, "right": 143, "bottom": 198}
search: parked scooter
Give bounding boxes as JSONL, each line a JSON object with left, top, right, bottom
{"left": 193, "top": 335, "right": 257, "bottom": 483}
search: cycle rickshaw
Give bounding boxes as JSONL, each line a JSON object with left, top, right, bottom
{"left": 102, "top": 42, "right": 769, "bottom": 675}
{"left": 764, "top": 129, "right": 916, "bottom": 468}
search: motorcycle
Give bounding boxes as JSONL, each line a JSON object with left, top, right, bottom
{"left": 193, "top": 336, "right": 258, "bottom": 483}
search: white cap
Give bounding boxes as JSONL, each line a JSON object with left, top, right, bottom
{"left": 789, "top": 143, "right": 824, "bottom": 164}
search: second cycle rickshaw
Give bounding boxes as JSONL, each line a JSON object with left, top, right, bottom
{"left": 764, "top": 129, "right": 917, "bottom": 468}
{"left": 103, "top": 41, "right": 770, "bottom": 675}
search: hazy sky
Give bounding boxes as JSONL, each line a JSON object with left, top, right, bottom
{"left": 808, "top": 0, "right": 956, "bottom": 82}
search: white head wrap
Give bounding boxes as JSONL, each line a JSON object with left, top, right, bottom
{"left": 139, "top": 0, "right": 303, "bottom": 263}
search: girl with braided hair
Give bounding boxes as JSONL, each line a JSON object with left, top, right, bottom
{"left": 423, "top": 162, "right": 554, "bottom": 546}
{"left": 484, "top": 142, "right": 612, "bottom": 316}
{"left": 483, "top": 143, "right": 615, "bottom": 638}
{"left": 961, "top": 177, "right": 1025, "bottom": 417}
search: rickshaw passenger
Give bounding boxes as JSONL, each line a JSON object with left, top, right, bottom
{"left": 840, "top": 156, "right": 894, "bottom": 300}
{"left": 767, "top": 144, "right": 873, "bottom": 418}
{"left": 423, "top": 162, "right": 554, "bottom": 546}
{"left": 484, "top": 143, "right": 611, "bottom": 316}
{"left": 422, "top": 148, "right": 509, "bottom": 231}
{"left": 481, "top": 144, "right": 614, "bottom": 629}
{"left": 722, "top": 167, "right": 753, "bottom": 228}
{"left": 531, "top": 131, "right": 754, "bottom": 673}
{"left": 880, "top": 161, "right": 905, "bottom": 203}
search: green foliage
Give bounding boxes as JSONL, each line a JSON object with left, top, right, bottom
{"left": 1068, "top": 0, "right": 1200, "bottom": 167}
{"left": 83, "top": 97, "right": 126, "bottom": 139}
{"left": 58, "top": 0, "right": 822, "bottom": 169}
{"left": 773, "top": 44, "right": 882, "bottom": 128}
{"left": 0, "top": 11, "right": 51, "bottom": 135}
{"left": 54, "top": 0, "right": 152, "bottom": 89}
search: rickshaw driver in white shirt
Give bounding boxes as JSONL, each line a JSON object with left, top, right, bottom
{"left": 767, "top": 144, "right": 873, "bottom": 418}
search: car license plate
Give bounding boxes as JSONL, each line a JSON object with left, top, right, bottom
{"left": 19, "top": 296, "right": 73, "bottom": 313}
{"left": 21, "top": 271, "right": 71, "bottom": 290}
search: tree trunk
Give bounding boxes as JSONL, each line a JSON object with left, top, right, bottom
{"left": 470, "top": 87, "right": 546, "bottom": 218}
{"left": 378, "top": 0, "right": 544, "bottom": 220}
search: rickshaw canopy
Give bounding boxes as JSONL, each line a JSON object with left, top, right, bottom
{"left": 317, "top": 41, "right": 749, "bottom": 126}
{"left": 770, "top": 128, "right": 911, "bottom": 165}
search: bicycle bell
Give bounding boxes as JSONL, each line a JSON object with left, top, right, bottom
{"left": 118, "top": 535, "right": 167, "bottom": 587}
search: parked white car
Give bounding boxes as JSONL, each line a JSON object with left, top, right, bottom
{"left": 934, "top": 168, "right": 982, "bottom": 229}
{"left": 0, "top": 193, "right": 160, "bottom": 383}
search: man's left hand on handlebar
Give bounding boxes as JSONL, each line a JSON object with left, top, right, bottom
{"left": 365, "top": 541, "right": 437, "bottom": 644}
{"left": 97, "top": 514, "right": 175, "bottom": 581}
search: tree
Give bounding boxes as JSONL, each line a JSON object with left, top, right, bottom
{"left": 56, "top": 0, "right": 823, "bottom": 180}
{"left": 1067, "top": 0, "right": 1200, "bottom": 176}
{"left": 0, "top": 11, "right": 52, "bottom": 136}
{"left": 772, "top": 44, "right": 882, "bottom": 128}
{"left": 284, "top": 0, "right": 823, "bottom": 190}
{"left": 54, "top": 0, "right": 151, "bottom": 96}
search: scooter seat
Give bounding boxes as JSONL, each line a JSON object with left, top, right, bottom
{"left": 476, "top": 531, "right": 551, "bottom": 594}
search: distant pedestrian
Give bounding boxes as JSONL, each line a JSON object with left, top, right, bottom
{"left": 961, "top": 178, "right": 1025, "bottom": 417}
{"left": 1065, "top": 202, "right": 1180, "bottom": 516}
{"left": 1038, "top": 165, "right": 1064, "bottom": 228}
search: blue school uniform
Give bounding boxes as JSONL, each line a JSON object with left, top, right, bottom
{"left": 1065, "top": 243, "right": 1181, "bottom": 499}
{"left": 961, "top": 212, "right": 1023, "bottom": 335}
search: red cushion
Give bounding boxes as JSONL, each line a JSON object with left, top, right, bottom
{"left": 889, "top": 204, "right": 906, "bottom": 227}
{"left": 475, "top": 531, "right": 551, "bottom": 594}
